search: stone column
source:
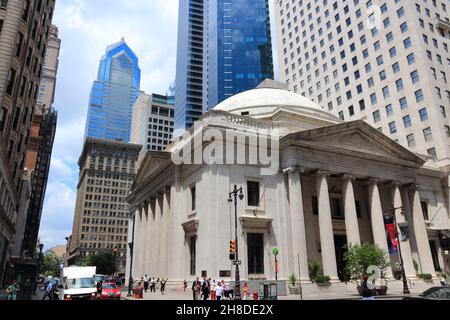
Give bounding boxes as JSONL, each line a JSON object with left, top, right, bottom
{"left": 286, "top": 167, "right": 310, "bottom": 282}
{"left": 144, "top": 201, "right": 152, "bottom": 277}
{"left": 367, "top": 178, "right": 392, "bottom": 278}
{"left": 342, "top": 175, "right": 361, "bottom": 246}
{"left": 161, "top": 190, "right": 170, "bottom": 278}
{"left": 316, "top": 171, "right": 338, "bottom": 280}
{"left": 133, "top": 207, "right": 142, "bottom": 279}
{"left": 392, "top": 182, "right": 416, "bottom": 278}
{"left": 154, "top": 195, "right": 163, "bottom": 277}
{"left": 410, "top": 185, "right": 436, "bottom": 276}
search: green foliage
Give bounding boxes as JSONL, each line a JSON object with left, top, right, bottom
{"left": 288, "top": 274, "right": 297, "bottom": 287}
{"left": 418, "top": 273, "right": 433, "bottom": 281}
{"left": 413, "top": 260, "right": 419, "bottom": 275}
{"left": 308, "top": 260, "right": 321, "bottom": 281}
{"left": 314, "top": 275, "right": 331, "bottom": 284}
{"left": 41, "top": 251, "right": 63, "bottom": 277}
{"left": 77, "top": 253, "right": 115, "bottom": 275}
{"left": 343, "top": 243, "right": 390, "bottom": 281}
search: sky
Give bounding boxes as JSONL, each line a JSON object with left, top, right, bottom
{"left": 38, "top": 0, "right": 279, "bottom": 250}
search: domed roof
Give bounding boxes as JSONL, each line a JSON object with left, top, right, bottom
{"left": 213, "top": 79, "right": 338, "bottom": 122}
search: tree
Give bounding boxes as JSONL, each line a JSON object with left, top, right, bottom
{"left": 77, "top": 253, "right": 115, "bottom": 275}
{"left": 41, "top": 251, "right": 63, "bottom": 277}
{"left": 344, "top": 243, "right": 390, "bottom": 281}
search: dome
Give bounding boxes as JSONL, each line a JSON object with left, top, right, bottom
{"left": 213, "top": 79, "right": 339, "bottom": 122}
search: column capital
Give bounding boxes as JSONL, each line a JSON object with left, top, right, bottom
{"left": 364, "top": 177, "right": 380, "bottom": 186}
{"left": 407, "top": 183, "right": 420, "bottom": 191}
{"left": 342, "top": 174, "right": 355, "bottom": 181}
{"left": 315, "top": 169, "right": 330, "bottom": 178}
{"left": 283, "top": 166, "right": 305, "bottom": 174}
{"left": 389, "top": 180, "right": 402, "bottom": 188}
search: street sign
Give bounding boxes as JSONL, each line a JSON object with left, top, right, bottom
{"left": 272, "top": 248, "right": 279, "bottom": 256}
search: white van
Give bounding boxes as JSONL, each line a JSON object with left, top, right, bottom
{"left": 59, "top": 266, "right": 98, "bottom": 300}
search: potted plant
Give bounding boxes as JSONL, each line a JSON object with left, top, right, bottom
{"left": 418, "top": 273, "right": 433, "bottom": 283}
{"left": 315, "top": 275, "right": 331, "bottom": 287}
{"left": 344, "top": 243, "right": 390, "bottom": 296}
{"left": 308, "top": 260, "right": 321, "bottom": 282}
{"left": 288, "top": 274, "right": 300, "bottom": 294}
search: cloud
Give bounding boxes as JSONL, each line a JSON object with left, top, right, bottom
{"left": 39, "top": 0, "right": 179, "bottom": 248}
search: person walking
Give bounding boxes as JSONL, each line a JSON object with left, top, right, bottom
{"left": 42, "top": 281, "right": 54, "bottom": 300}
{"left": 201, "top": 279, "right": 209, "bottom": 301}
{"left": 143, "top": 275, "right": 149, "bottom": 293}
{"left": 210, "top": 280, "right": 217, "bottom": 300}
{"left": 150, "top": 277, "right": 156, "bottom": 292}
{"left": 192, "top": 277, "right": 201, "bottom": 300}
{"left": 161, "top": 279, "right": 167, "bottom": 295}
{"left": 6, "top": 280, "right": 20, "bottom": 301}
{"left": 243, "top": 282, "right": 249, "bottom": 300}
{"left": 183, "top": 280, "right": 188, "bottom": 292}
{"left": 215, "top": 282, "right": 223, "bottom": 301}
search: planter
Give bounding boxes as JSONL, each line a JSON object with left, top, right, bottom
{"left": 316, "top": 282, "right": 331, "bottom": 288}
{"left": 377, "top": 286, "right": 388, "bottom": 296}
{"left": 289, "top": 286, "right": 300, "bottom": 295}
{"left": 357, "top": 286, "right": 378, "bottom": 297}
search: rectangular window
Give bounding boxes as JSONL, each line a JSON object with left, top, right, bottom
{"left": 407, "top": 134, "right": 415, "bottom": 147}
{"left": 190, "top": 185, "right": 196, "bottom": 212}
{"left": 247, "top": 181, "right": 260, "bottom": 207}
{"left": 189, "top": 236, "right": 196, "bottom": 276}
{"left": 247, "top": 233, "right": 264, "bottom": 275}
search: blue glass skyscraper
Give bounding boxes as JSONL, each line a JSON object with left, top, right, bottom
{"left": 174, "top": 0, "right": 274, "bottom": 135}
{"left": 84, "top": 38, "right": 141, "bottom": 142}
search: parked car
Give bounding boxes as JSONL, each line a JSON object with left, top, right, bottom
{"left": 403, "top": 286, "right": 450, "bottom": 300}
{"left": 100, "top": 282, "right": 121, "bottom": 300}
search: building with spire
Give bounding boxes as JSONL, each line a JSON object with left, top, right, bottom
{"left": 84, "top": 38, "right": 141, "bottom": 143}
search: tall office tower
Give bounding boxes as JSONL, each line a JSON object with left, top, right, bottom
{"left": 275, "top": 0, "right": 450, "bottom": 168}
{"left": 84, "top": 38, "right": 141, "bottom": 143}
{"left": 68, "top": 138, "right": 141, "bottom": 274}
{"left": 174, "top": 0, "right": 274, "bottom": 135}
{"left": 36, "top": 25, "right": 60, "bottom": 108}
{"left": 131, "top": 92, "right": 174, "bottom": 159}
{"left": 0, "top": 0, "right": 56, "bottom": 287}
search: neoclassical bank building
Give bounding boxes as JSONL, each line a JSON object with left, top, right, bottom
{"left": 126, "top": 80, "right": 450, "bottom": 289}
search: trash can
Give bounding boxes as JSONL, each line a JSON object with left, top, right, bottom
{"left": 269, "top": 283, "right": 278, "bottom": 300}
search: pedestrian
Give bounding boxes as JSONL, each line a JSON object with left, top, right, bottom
{"left": 183, "top": 280, "right": 188, "bottom": 292}
{"left": 150, "top": 277, "right": 156, "bottom": 292}
{"left": 6, "top": 280, "right": 20, "bottom": 301}
{"left": 215, "top": 282, "right": 223, "bottom": 301}
{"left": 42, "top": 281, "right": 54, "bottom": 300}
{"left": 192, "top": 277, "right": 201, "bottom": 300}
{"left": 161, "top": 278, "right": 167, "bottom": 295}
{"left": 201, "top": 279, "right": 209, "bottom": 301}
{"left": 243, "top": 282, "right": 249, "bottom": 300}
{"left": 210, "top": 280, "right": 217, "bottom": 300}
{"left": 441, "top": 275, "right": 447, "bottom": 286}
{"left": 143, "top": 275, "right": 149, "bottom": 293}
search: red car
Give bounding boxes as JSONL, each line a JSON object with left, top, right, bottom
{"left": 100, "top": 282, "right": 121, "bottom": 300}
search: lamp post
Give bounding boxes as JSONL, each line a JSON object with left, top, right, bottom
{"left": 34, "top": 243, "right": 44, "bottom": 294}
{"left": 228, "top": 185, "right": 244, "bottom": 300}
{"left": 384, "top": 205, "right": 410, "bottom": 295}
{"left": 127, "top": 212, "right": 136, "bottom": 297}
{"left": 112, "top": 248, "right": 118, "bottom": 277}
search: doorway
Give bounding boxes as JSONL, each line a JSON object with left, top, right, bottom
{"left": 334, "top": 235, "right": 348, "bottom": 282}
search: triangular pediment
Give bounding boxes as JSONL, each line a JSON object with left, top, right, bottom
{"left": 283, "top": 120, "right": 424, "bottom": 166}
{"left": 133, "top": 151, "right": 171, "bottom": 187}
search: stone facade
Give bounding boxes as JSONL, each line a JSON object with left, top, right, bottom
{"left": 68, "top": 138, "right": 141, "bottom": 275}
{"left": 127, "top": 82, "right": 450, "bottom": 287}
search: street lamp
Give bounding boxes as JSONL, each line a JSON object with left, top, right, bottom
{"left": 228, "top": 185, "right": 244, "bottom": 300}
{"left": 35, "top": 243, "right": 44, "bottom": 294}
{"left": 384, "top": 205, "right": 410, "bottom": 295}
{"left": 112, "top": 248, "right": 118, "bottom": 277}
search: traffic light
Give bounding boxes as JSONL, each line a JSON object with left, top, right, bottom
{"left": 229, "top": 240, "right": 236, "bottom": 260}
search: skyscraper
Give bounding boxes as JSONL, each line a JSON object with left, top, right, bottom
{"left": 174, "top": 0, "right": 274, "bottom": 135}
{"left": 84, "top": 38, "right": 141, "bottom": 143}
{"left": 275, "top": 0, "right": 450, "bottom": 168}
{"left": 0, "top": 0, "right": 56, "bottom": 288}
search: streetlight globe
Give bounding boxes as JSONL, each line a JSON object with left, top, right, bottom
{"left": 39, "top": 243, "right": 44, "bottom": 252}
